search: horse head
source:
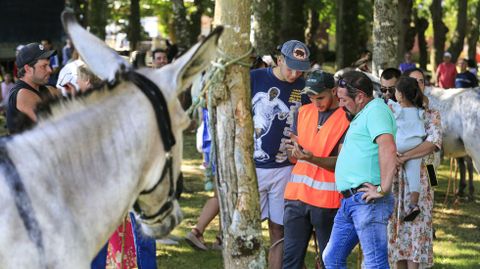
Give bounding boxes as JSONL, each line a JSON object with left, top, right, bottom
{"left": 62, "top": 11, "right": 222, "bottom": 238}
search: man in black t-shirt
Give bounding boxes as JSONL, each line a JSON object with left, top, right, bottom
{"left": 7, "top": 43, "right": 57, "bottom": 134}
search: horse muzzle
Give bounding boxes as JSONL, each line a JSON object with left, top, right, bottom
{"left": 138, "top": 200, "right": 183, "bottom": 238}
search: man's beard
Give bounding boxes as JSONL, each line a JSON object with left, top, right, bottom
{"left": 343, "top": 107, "right": 355, "bottom": 121}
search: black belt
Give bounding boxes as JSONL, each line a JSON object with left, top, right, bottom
{"left": 340, "top": 184, "right": 366, "bottom": 198}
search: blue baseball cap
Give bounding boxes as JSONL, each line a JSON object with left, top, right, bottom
{"left": 280, "top": 40, "right": 311, "bottom": 71}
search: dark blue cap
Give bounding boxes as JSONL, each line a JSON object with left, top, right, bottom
{"left": 280, "top": 40, "right": 311, "bottom": 71}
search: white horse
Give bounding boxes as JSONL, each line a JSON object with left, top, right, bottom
{"left": 424, "top": 86, "right": 480, "bottom": 171}
{"left": 0, "top": 11, "right": 222, "bottom": 268}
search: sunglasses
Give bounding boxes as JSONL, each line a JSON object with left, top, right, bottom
{"left": 380, "top": 86, "right": 395, "bottom": 93}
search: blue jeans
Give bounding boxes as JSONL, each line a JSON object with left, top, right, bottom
{"left": 130, "top": 212, "right": 157, "bottom": 269}
{"left": 91, "top": 243, "right": 108, "bottom": 269}
{"left": 323, "top": 192, "right": 394, "bottom": 269}
{"left": 283, "top": 200, "right": 337, "bottom": 269}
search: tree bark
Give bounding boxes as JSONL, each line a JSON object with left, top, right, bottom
{"left": 447, "top": 0, "right": 468, "bottom": 62}
{"left": 252, "top": 0, "right": 277, "bottom": 55}
{"left": 172, "top": 0, "right": 192, "bottom": 52}
{"left": 372, "top": 0, "right": 399, "bottom": 77}
{"left": 212, "top": 0, "right": 266, "bottom": 268}
{"left": 189, "top": 0, "right": 205, "bottom": 45}
{"left": 87, "top": 0, "right": 107, "bottom": 40}
{"left": 305, "top": 7, "right": 320, "bottom": 62}
{"left": 415, "top": 15, "right": 429, "bottom": 70}
{"left": 397, "top": 0, "right": 414, "bottom": 64}
{"left": 335, "top": 0, "right": 360, "bottom": 69}
{"left": 128, "top": 0, "right": 141, "bottom": 51}
{"left": 468, "top": 2, "right": 480, "bottom": 61}
{"left": 430, "top": 0, "right": 448, "bottom": 72}
{"left": 278, "top": 0, "right": 306, "bottom": 42}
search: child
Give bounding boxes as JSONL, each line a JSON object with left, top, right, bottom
{"left": 388, "top": 76, "right": 426, "bottom": 222}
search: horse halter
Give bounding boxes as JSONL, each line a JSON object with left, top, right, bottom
{"left": 125, "top": 71, "right": 178, "bottom": 223}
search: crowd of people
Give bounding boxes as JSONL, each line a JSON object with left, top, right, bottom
{"left": 0, "top": 33, "right": 477, "bottom": 269}
{"left": 236, "top": 40, "right": 475, "bottom": 269}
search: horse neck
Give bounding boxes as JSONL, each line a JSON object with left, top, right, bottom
{"left": 6, "top": 83, "right": 165, "bottom": 256}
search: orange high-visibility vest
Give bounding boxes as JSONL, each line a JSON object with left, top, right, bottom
{"left": 284, "top": 104, "right": 350, "bottom": 208}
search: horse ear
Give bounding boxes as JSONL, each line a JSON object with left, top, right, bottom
{"left": 163, "top": 27, "right": 223, "bottom": 95}
{"left": 61, "top": 10, "right": 131, "bottom": 83}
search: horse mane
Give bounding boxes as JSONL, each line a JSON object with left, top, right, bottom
{"left": 32, "top": 73, "right": 131, "bottom": 130}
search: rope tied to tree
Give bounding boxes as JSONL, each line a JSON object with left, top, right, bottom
{"left": 186, "top": 46, "right": 253, "bottom": 191}
{"left": 186, "top": 46, "right": 253, "bottom": 117}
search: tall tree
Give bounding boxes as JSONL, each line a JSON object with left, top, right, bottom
{"left": 189, "top": 0, "right": 206, "bottom": 44}
{"left": 278, "top": 0, "right": 307, "bottom": 42}
{"left": 430, "top": 0, "right": 448, "bottom": 71}
{"left": 305, "top": 0, "right": 320, "bottom": 61}
{"left": 129, "top": 0, "right": 141, "bottom": 51}
{"left": 212, "top": 0, "right": 266, "bottom": 267}
{"left": 447, "top": 0, "right": 468, "bottom": 62}
{"left": 252, "top": 0, "right": 277, "bottom": 55}
{"left": 467, "top": 1, "right": 480, "bottom": 61}
{"left": 397, "top": 0, "right": 414, "bottom": 64}
{"left": 372, "top": 0, "right": 399, "bottom": 77}
{"left": 172, "top": 0, "right": 191, "bottom": 51}
{"left": 88, "top": 0, "right": 108, "bottom": 40}
{"left": 336, "top": 0, "right": 360, "bottom": 69}
{"left": 415, "top": 15, "right": 429, "bottom": 70}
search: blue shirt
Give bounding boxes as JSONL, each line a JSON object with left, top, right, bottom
{"left": 455, "top": 71, "right": 478, "bottom": 88}
{"left": 335, "top": 98, "right": 396, "bottom": 191}
{"left": 251, "top": 67, "right": 306, "bottom": 168}
{"left": 399, "top": 62, "right": 416, "bottom": 73}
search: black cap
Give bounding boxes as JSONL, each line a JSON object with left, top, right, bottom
{"left": 302, "top": 70, "right": 335, "bottom": 95}
{"left": 16, "top": 42, "right": 56, "bottom": 67}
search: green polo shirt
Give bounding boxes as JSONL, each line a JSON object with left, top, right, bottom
{"left": 335, "top": 98, "right": 396, "bottom": 191}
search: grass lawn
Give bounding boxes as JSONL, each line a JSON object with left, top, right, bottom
{"left": 157, "top": 132, "right": 480, "bottom": 268}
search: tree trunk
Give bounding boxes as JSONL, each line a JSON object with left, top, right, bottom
{"left": 87, "top": 0, "right": 107, "bottom": 40}
{"left": 305, "top": 7, "right": 320, "bottom": 62}
{"left": 172, "top": 0, "right": 192, "bottom": 52}
{"left": 430, "top": 0, "right": 448, "bottom": 72}
{"left": 397, "top": 0, "right": 414, "bottom": 64}
{"left": 447, "top": 0, "right": 468, "bottom": 62}
{"left": 336, "top": 0, "right": 360, "bottom": 69}
{"left": 252, "top": 0, "right": 277, "bottom": 55}
{"left": 278, "top": 0, "right": 306, "bottom": 42}
{"left": 189, "top": 0, "right": 205, "bottom": 45}
{"left": 212, "top": 0, "right": 266, "bottom": 268}
{"left": 468, "top": 2, "right": 480, "bottom": 61}
{"left": 372, "top": 0, "right": 399, "bottom": 77}
{"left": 415, "top": 15, "right": 429, "bottom": 70}
{"left": 67, "top": 0, "right": 88, "bottom": 27}
{"left": 129, "top": 0, "right": 141, "bottom": 51}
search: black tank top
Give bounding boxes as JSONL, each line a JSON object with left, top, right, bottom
{"left": 6, "top": 80, "right": 50, "bottom": 134}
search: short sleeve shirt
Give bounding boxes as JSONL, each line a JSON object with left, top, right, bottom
{"left": 251, "top": 67, "right": 307, "bottom": 168}
{"left": 335, "top": 98, "right": 397, "bottom": 191}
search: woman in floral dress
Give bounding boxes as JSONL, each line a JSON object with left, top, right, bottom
{"left": 388, "top": 68, "right": 442, "bottom": 269}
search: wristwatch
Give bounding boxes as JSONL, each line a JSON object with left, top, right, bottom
{"left": 376, "top": 185, "right": 386, "bottom": 196}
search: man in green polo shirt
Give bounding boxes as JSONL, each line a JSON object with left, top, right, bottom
{"left": 323, "top": 71, "right": 397, "bottom": 269}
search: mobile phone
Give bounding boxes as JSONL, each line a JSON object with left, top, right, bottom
{"left": 426, "top": 164, "right": 438, "bottom": 186}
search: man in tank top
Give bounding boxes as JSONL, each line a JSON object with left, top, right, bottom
{"left": 7, "top": 42, "right": 58, "bottom": 134}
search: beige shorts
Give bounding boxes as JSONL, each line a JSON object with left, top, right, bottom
{"left": 256, "top": 166, "right": 293, "bottom": 225}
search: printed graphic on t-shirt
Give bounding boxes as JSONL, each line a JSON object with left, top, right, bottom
{"left": 252, "top": 87, "right": 302, "bottom": 163}
{"left": 253, "top": 87, "right": 289, "bottom": 161}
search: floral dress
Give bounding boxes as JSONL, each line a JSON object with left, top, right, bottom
{"left": 388, "top": 108, "right": 442, "bottom": 268}
{"left": 107, "top": 216, "right": 137, "bottom": 269}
